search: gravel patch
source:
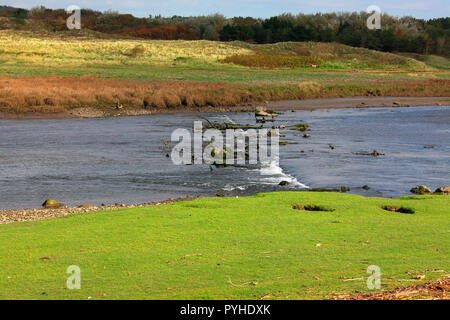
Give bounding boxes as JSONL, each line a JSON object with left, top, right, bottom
{"left": 0, "top": 197, "right": 196, "bottom": 224}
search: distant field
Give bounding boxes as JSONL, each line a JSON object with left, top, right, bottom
{"left": 0, "top": 30, "right": 449, "bottom": 115}
{"left": 0, "top": 192, "right": 448, "bottom": 299}
{"left": 0, "top": 30, "right": 447, "bottom": 82}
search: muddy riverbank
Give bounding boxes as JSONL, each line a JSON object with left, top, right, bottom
{"left": 1, "top": 96, "right": 449, "bottom": 120}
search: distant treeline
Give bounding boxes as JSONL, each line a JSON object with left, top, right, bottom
{"left": 1, "top": 6, "right": 448, "bottom": 55}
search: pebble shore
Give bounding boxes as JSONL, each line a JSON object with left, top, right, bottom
{"left": 0, "top": 198, "right": 196, "bottom": 224}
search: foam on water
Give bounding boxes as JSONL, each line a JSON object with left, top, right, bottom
{"left": 259, "top": 161, "right": 309, "bottom": 188}
{"left": 223, "top": 184, "right": 247, "bottom": 191}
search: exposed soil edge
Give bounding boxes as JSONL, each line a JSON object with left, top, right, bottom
{"left": 0, "top": 96, "right": 449, "bottom": 120}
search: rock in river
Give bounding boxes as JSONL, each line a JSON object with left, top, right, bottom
{"left": 410, "top": 185, "right": 431, "bottom": 195}
{"left": 435, "top": 186, "right": 450, "bottom": 194}
{"left": 42, "top": 199, "right": 63, "bottom": 209}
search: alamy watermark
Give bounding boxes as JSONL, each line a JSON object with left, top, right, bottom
{"left": 170, "top": 121, "right": 279, "bottom": 166}
{"left": 366, "top": 265, "right": 381, "bottom": 290}
{"left": 366, "top": 5, "right": 381, "bottom": 30}
{"left": 66, "top": 5, "right": 81, "bottom": 30}
{"left": 66, "top": 265, "right": 81, "bottom": 289}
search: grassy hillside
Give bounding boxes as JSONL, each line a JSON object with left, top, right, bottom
{"left": 232, "top": 41, "right": 430, "bottom": 71}
{"left": 0, "top": 30, "right": 251, "bottom": 68}
{"left": 399, "top": 53, "right": 450, "bottom": 71}
{"left": 0, "top": 30, "right": 444, "bottom": 81}
{"left": 0, "top": 192, "right": 448, "bottom": 299}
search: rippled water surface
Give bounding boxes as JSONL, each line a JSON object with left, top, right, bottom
{"left": 0, "top": 106, "right": 449, "bottom": 209}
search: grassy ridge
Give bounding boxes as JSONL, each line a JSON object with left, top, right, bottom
{"left": 232, "top": 41, "right": 430, "bottom": 71}
{"left": 0, "top": 192, "right": 448, "bottom": 299}
{"left": 0, "top": 30, "right": 447, "bottom": 79}
{"left": 0, "top": 30, "right": 252, "bottom": 70}
{"left": 399, "top": 53, "right": 450, "bottom": 71}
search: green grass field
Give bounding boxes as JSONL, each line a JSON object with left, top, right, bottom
{"left": 1, "top": 30, "right": 449, "bottom": 83}
{"left": 0, "top": 192, "right": 448, "bottom": 300}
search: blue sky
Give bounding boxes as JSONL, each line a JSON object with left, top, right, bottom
{"left": 3, "top": 0, "right": 449, "bottom": 19}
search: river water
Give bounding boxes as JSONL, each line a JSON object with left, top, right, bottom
{"left": 0, "top": 106, "right": 449, "bottom": 209}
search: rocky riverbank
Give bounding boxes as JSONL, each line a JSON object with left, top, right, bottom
{"left": 0, "top": 197, "right": 196, "bottom": 224}
{"left": 2, "top": 184, "right": 448, "bottom": 224}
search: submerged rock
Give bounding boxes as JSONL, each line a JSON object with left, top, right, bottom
{"left": 289, "top": 123, "right": 309, "bottom": 131}
{"left": 354, "top": 149, "right": 385, "bottom": 156}
{"left": 410, "top": 185, "right": 431, "bottom": 195}
{"left": 279, "top": 181, "right": 289, "bottom": 186}
{"left": 371, "top": 149, "right": 383, "bottom": 156}
{"left": 42, "top": 199, "right": 63, "bottom": 209}
{"left": 279, "top": 141, "right": 299, "bottom": 145}
{"left": 255, "top": 107, "right": 278, "bottom": 118}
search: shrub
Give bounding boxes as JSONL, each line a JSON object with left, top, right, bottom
{"left": 129, "top": 44, "right": 146, "bottom": 58}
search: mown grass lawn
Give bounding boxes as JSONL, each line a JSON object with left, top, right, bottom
{"left": 0, "top": 192, "right": 448, "bottom": 300}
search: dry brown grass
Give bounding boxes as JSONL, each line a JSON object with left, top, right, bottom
{"left": 347, "top": 277, "right": 450, "bottom": 300}
{"left": 0, "top": 76, "right": 448, "bottom": 114}
{"left": 0, "top": 76, "right": 253, "bottom": 113}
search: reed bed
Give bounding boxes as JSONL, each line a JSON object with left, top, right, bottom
{"left": 0, "top": 76, "right": 448, "bottom": 114}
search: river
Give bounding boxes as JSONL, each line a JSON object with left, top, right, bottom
{"left": 0, "top": 105, "right": 449, "bottom": 209}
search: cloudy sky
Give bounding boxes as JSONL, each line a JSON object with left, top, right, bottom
{"left": 3, "top": 0, "right": 449, "bottom": 19}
